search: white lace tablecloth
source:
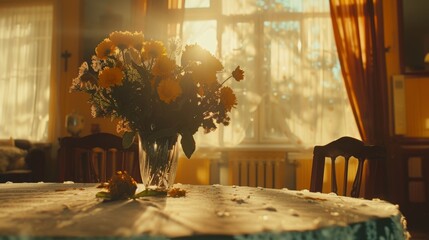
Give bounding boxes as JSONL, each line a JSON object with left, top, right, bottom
{"left": 0, "top": 183, "right": 409, "bottom": 239}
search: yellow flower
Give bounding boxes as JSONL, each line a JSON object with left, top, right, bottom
{"left": 95, "top": 38, "right": 115, "bottom": 59}
{"left": 181, "top": 44, "right": 204, "bottom": 65}
{"left": 109, "top": 31, "right": 133, "bottom": 50}
{"left": 192, "top": 65, "right": 217, "bottom": 85}
{"left": 131, "top": 31, "right": 144, "bottom": 50}
{"left": 220, "top": 86, "right": 237, "bottom": 112}
{"left": 116, "top": 119, "right": 131, "bottom": 134}
{"left": 98, "top": 67, "right": 124, "bottom": 88}
{"left": 205, "top": 55, "right": 223, "bottom": 73}
{"left": 152, "top": 55, "right": 176, "bottom": 78}
{"left": 181, "top": 44, "right": 223, "bottom": 72}
{"left": 232, "top": 66, "right": 244, "bottom": 81}
{"left": 157, "top": 78, "right": 182, "bottom": 104}
{"left": 142, "top": 40, "right": 166, "bottom": 60}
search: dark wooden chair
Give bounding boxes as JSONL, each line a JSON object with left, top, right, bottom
{"left": 58, "top": 133, "right": 140, "bottom": 183}
{"left": 310, "top": 136, "right": 385, "bottom": 198}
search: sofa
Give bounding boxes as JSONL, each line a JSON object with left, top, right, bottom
{"left": 0, "top": 138, "right": 46, "bottom": 183}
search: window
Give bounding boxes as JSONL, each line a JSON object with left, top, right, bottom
{"left": 0, "top": 4, "right": 53, "bottom": 141}
{"left": 169, "top": 0, "right": 359, "bottom": 148}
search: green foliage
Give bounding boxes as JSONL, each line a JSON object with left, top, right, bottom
{"left": 180, "top": 130, "right": 196, "bottom": 159}
{"left": 122, "top": 131, "right": 136, "bottom": 149}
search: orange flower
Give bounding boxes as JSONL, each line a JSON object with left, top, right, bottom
{"left": 157, "top": 78, "right": 182, "bottom": 104}
{"left": 181, "top": 44, "right": 223, "bottom": 72}
{"left": 131, "top": 31, "right": 144, "bottom": 50}
{"left": 116, "top": 119, "right": 131, "bottom": 134}
{"left": 192, "top": 65, "right": 217, "bottom": 86}
{"left": 95, "top": 38, "right": 115, "bottom": 59}
{"left": 232, "top": 66, "right": 244, "bottom": 81}
{"left": 98, "top": 67, "right": 123, "bottom": 88}
{"left": 220, "top": 86, "right": 237, "bottom": 112}
{"left": 142, "top": 40, "right": 166, "bottom": 60}
{"left": 168, "top": 187, "right": 187, "bottom": 197}
{"left": 107, "top": 171, "right": 137, "bottom": 200}
{"left": 152, "top": 55, "right": 176, "bottom": 78}
{"left": 109, "top": 31, "right": 133, "bottom": 50}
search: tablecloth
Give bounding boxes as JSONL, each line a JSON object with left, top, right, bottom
{"left": 0, "top": 183, "right": 409, "bottom": 239}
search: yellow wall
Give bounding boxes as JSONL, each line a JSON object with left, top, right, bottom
{"left": 47, "top": 0, "right": 121, "bottom": 181}
{"left": 383, "top": 0, "right": 429, "bottom": 138}
{"left": 57, "top": 0, "right": 149, "bottom": 138}
{"left": 404, "top": 78, "right": 429, "bottom": 137}
{"left": 383, "top": 0, "right": 401, "bottom": 77}
{"left": 175, "top": 156, "right": 211, "bottom": 185}
{"left": 57, "top": 0, "right": 121, "bottom": 138}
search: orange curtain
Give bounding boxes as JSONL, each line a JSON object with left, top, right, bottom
{"left": 329, "top": 0, "right": 387, "bottom": 145}
{"left": 330, "top": 0, "right": 388, "bottom": 199}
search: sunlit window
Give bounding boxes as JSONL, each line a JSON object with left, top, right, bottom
{"left": 0, "top": 4, "right": 53, "bottom": 141}
{"left": 184, "top": 0, "right": 210, "bottom": 8}
{"left": 169, "top": 0, "right": 359, "bottom": 148}
{"left": 182, "top": 20, "right": 217, "bottom": 53}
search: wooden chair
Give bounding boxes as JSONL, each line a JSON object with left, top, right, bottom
{"left": 58, "top": 133, "right": 140, "bottom": 183}
{"left": 310, "top": 136, "right": 385, "bottom": 198}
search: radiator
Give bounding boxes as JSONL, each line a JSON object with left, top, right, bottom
{"left": 180, "top": 150, "right": 365, "bottom": 193}
{"left": 225, "top": 151, "right": 296, "bottom": 189}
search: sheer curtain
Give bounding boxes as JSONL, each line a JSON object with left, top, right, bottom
{"left": 0, "top": 4, "right": 53, "bottom": 141}
{"left": 178, "top": 0, "right": 359, "bottom": 149}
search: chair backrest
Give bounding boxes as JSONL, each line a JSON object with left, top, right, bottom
{"left": 58, "top": 133, "right": 140, "bottom": 183}
{"left": 310, "top": 136, "right": 385, "bottom": 198}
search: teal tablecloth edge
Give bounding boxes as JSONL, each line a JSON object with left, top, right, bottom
{"left": 0, "top": 215, "right": 408, "bottom": 240}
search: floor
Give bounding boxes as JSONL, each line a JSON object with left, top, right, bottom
{"left": 409, "top": 230, "right": 429, "bottom": 240}
{"left": 408, "top": 221, "right": 429, "bottom": 240}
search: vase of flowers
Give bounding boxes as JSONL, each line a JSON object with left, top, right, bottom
{"left": 138, "top": 134, "right": 179, "bottom": 189}
{"left": 71, "top": 31, "right": 244, "bottom": 190}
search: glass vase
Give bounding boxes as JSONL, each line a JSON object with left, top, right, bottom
{"left": 138, "top": 134, "right": 179, "bottom": 191}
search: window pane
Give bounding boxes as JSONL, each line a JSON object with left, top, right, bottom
{"left": 222, "top": 22, "right": 258, "bottom": 142}
{"left": 182, "top": 20, "right": 217, "bottom": 54}
{"left": 262, "top": 20, "right": 301, "bottom": 142}
{"left": 222, "top": 0, "right": 329, "bottom": 15}
{"left": 185, "top": 0, "right": 210, "bottom": 8}
{"left": 222, "top": 0, "right": 258, "bottom": 15}
{"left": 262, "top": 18, "right": 359, "bottom": 144}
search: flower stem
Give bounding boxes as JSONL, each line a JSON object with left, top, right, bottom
{"left": 220, "top": 75, "right": 232, "bottom": 86}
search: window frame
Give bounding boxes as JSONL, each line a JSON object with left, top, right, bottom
{"left": 166, "top": 1, "right": 354, "bottom": 149}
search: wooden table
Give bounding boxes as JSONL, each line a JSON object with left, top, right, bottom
{"left": 0, "top": 183, "right": 409, "bottom": 239}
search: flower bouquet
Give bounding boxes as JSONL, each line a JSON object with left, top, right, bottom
{"left": 71, "top": 31, "right": 244, "bottom": 189}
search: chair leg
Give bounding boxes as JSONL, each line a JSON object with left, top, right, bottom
{"left": 310, "top": 152, "right": 325, "bottom": 192}
{"left": 351, "top": 158, "right": 365, "bottom": 198}
{"left": 331, "top": 157, "right": 337, "bottom": 194}
{"left": 343, "top": 158, "right": 349, "bottom": 196}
